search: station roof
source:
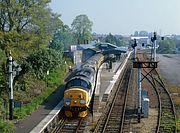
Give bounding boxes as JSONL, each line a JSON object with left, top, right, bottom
{"left": 85, "top": 47, "right": 101, "bottom": 53}
{"left": 76, "top": 42, "right": 128, "bottom": 54}
{"left": 97, "top": 42, "right": 118, "bottom": 48}
{"left": 103, "top": 47, "right": 128, "bottom": 54}
{"left": 131, "top": 36, "right": 149, "bottom": 39}
{"left": 77, "top": 43, "right": 96, "bottom": 50}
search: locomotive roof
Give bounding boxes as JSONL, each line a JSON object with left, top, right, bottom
{"left": 66, "top": 76, "right": 91, "bottom": 87}
{"left": 75, "top": 67, "right": 95, "bottom": 78}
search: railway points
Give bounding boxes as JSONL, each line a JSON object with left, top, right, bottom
{"left": 121, "top": 50, "right": 176, "bottom": 133}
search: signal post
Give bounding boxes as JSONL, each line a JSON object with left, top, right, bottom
{"left": 133, "top": 61, "right": 158, "bottom": 123}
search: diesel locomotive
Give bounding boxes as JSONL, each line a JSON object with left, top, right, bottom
{"left": 64, "top": 53, "right": 104, "bottom": 117}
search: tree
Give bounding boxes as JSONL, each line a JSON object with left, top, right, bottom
{"left": 49, "top": 25, "right": 75, "bottom": 51}
{"left": 134, "top": 31, "right": 139, "bottom": 36}
{"left": 25, "top": 49, "right": 63, "bottom": 79}
{"left": 139, "top": 31, "right": 148, "bottom": 36}
{"left": 157, "top": 39, "right": 176, "bottom": 54}
{"left": 0, "top": 0, "right": 63, "bottom": 57}
{"left": 105, "top": 33, "right": 117, "bottom": 45}
{"left": 105, "top": 33, "right": 126, "bottom": 46}
{"left": 71, "top": 14, "right": 93, "bottom": 44}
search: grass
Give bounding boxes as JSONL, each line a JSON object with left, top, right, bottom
{"left": 177, "top": 118, "right": 180, "bottom": 131}
{"left": 156, "top": 70, "right": 180, "bottom": 131}
{"left": 0, "top": 119, "right": 14, "bottom": 133}
{"left": 0, "top": 63, "right": 69, "bottom": 132}
{"left": 13, "top": 65, "right": 66, "bottom": 119}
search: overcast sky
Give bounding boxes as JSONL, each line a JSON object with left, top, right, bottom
{"left": 50, "top": 0, "right": 180, "bottom": 35}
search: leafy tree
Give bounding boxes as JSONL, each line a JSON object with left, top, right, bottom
{"left": 0, "top": 0, "right": 62, "bottom": 57}
{"left": 105, "top": 33, "right": 117, "bottom": 45}
{"left": 105, "top": 33, "right": 126, "bottom": 46}
{"left": 139, "top": 31, "right": 148, "bottom": 36}
{"left": 174, "top": 39, "right": 180, "bottom": 48}
{"left": 157, "top": 39, "right": 176, "bottom": 54}
{"left": 49, "top": 25, "right": 75, "bottom": 51}
{"left": 71, "top": 14, "right": 93, "bottom": 44}
{"left": 0, "top": 49, "right": 7, "bottom": 96}
{"left": 134, "top": 31, "right": 139, "bottom": 36}
{"left": 25, "top": 49, "right": 63, "bottom": 79}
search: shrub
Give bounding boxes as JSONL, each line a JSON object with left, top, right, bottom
{"left": 0, "top": 120, "right": 14, "bottom": 133}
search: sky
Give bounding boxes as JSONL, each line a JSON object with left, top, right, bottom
{"left": 49, "top": 0, "right": 180, "bottom": 35}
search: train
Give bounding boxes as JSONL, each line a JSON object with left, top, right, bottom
{"left": 64, "top": 53, "right": 105, "bottom": 117}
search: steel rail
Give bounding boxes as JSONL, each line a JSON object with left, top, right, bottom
{"left": 93, "top": 60, "right": 129, "bottom": 133}
{"left": 94, "top": 61, "right": 131, "bottom": 133}
{"left": 143, "top": 68, "right": 176, "bottom": 133}
{"left": 120, "top": 68, "right": 132, "bottom": 133}
{"left": 102, "top": 63, "right": 131, "bottom": 133}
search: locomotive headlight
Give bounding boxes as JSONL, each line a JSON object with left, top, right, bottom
{"left": 80, "top": 100, "right": 86, "bottom": 104}
{"left": 65, "top": 98, "right": 70, "bottom": 105}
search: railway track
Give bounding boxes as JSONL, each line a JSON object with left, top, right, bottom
{"left": 94, "top": 61, "right": 132, "bottom": 133}
{"left": 140, "top": 52, "right": 176, "bottom": 133}
{"left": 143, "top": 68, "right": 177, "bottom": 133}
{"left": 52, "top": 115, "right": 87, "bottom": 133}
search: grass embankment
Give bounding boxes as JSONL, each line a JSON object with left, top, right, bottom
{"left": 13, "top": 66, "right": 66, "bottom": 119}
{"left": 168, "top": 85, "right": 180, "bottom": 131}
{"left": 0, "top": 62, "right": 70, "bottom": 133}
{"left": 158, "top": 72, "right": 180, "bottom": 131}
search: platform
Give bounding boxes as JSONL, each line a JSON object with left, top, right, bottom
{"left": 15, "top": 52, "right": 131, "bottom": 133}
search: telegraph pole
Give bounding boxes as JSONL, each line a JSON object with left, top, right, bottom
{"left": 8, "top": 53, "right": 13, "bottom": 120}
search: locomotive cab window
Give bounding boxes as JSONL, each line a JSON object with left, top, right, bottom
{"left": 66, "top": 79, "right": 90, "bottom": 89}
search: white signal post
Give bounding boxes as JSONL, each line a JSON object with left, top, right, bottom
{"left": 8, "top": 53, "right": 13, "bottom": 120}
{"left": 8, "top": 52, "right": 22, "bottom": 120}
{"left": 153, "top": 32, "right": 157, "bottom": 61}
{"left": 137, "top": 67, "right": 142, "bottom": 123}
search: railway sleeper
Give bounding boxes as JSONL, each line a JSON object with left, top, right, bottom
{"left": 110, "top": 114, "right": 122, "bottom": 117}
{"left": 106, "top": 128, "right": 120, "bottom": 132}
{"left": 108, "top": 120, "right": 121, "bottom": 123}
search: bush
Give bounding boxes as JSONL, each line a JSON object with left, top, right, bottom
{"left": 0, "top": 120, "right": 14, "bottom": 133}
{"left": 177, "top": 118, "right": 180, "bottom": 131}
{"left": 13, "top": 64, "right": 67, "bottom": 119}
{"left": 25, "top": 49, "right": 63, "bottom": 80}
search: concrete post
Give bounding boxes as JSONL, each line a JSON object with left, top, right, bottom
{"left": 137, "top": 67, "right": 142, "bottom": 123}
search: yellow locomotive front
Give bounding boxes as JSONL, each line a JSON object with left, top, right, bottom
{"left": 64, "top": 88, "right": 89, "bottom": 117}
{"left": 64, "top": 53, "right": 104, "bottom": 117}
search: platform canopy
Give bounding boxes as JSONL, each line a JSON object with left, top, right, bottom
{"left": 103, "top": 47, "right": 128, "bottom": 55}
